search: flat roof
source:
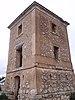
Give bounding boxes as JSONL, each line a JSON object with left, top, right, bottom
{"left": 8, "top": 1, "right": 69, "bottom": 29}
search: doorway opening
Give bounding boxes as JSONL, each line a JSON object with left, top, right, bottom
{"left": 14, "top": 76, "right": 20, "bottom": 100}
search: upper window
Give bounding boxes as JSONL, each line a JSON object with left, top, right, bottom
{"left": 52, "top": 23, "right": 56, "bottom": 32}
{"left": 53, "top": 46, "right": 59, "bottom": 59}
{"left": 18, "top": 24, "right": 22, "bottom": 35}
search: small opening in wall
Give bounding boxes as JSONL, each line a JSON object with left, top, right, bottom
{"left": 23, "top": 75, "right": 24, "bottom": 79}
{"left": 54, "top": 46, "right": 59, "bottom": 59}
{"left": 52, "top": 23, "right": 56, "bottom": 32}
{"left": 18, "top": 24, "right": 22, "bottom": 35}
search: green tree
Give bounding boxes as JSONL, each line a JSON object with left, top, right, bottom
{"left": 0, "top": 86, "right": 1, "bottom": 91}
{"left": 0, "top": 93, "right": 8, "bottom": 100}
{"left": 70, "top": 92, "right": 75, "bottom": 100}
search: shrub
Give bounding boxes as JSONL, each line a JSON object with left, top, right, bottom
{"left": 0, "top": 93, "right": 8, "bottom": 100}
{"left": 0, "top": 86, "right": 1, "bottom": 91}
{"left": 70, "top": 92, "right": 75, "bottom": 100}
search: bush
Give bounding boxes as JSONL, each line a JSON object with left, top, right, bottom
{"left": 0, "top": 86, "right": 1, "bottom": 91}
{"left": 0, "top": 93, "right": 8, "bottom": 100}
{"left": 70, "top": 92, "right": 75, "bottom": 100}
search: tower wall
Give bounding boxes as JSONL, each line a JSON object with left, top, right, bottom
{"left": 34, "top": 8, "right": 74, "bottom": 100}
{"left": 4, "top": 8, "right": 37, "bottom": 100}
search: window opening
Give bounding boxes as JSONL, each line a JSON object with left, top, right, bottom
{"left": 54, "top": 46, "right": 59, "bottom": 59}
{"left": 18, "top": 24, "right": 22, "bottom": 35}
{"left": 16, "top": 46, "right": 22, "bottom": 67}
{"left": 52, "top": 23, "right": 56, "bottom": 32}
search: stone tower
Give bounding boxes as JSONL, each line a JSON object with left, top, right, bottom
{"left": 4, "top": 1, "right": 74, "bottom": 100}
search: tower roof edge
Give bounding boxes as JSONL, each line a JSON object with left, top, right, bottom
{"left": 8, "top": 1, "right": 69, "bottom": 29}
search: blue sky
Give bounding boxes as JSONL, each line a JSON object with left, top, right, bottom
{"left": 0, "top": 0, "right": 75, "bottom": 76}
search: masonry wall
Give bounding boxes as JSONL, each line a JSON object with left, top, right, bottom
{"left": 4, "top": 6, "right": 75, "bottom": 100}
{"left": 7, "top": 8, "right": 36, "bottom": 72}
{"left": 4, "top": 8, "right": 37, "bottom": 100}
{"left": 35, "top": 8, "right": 72, "bottom": 69}
{"left": 34, "top": 8, "right": 74, "bottom": 100}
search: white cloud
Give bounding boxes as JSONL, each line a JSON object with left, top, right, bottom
{"left": 0, "top": 59, "right": 7, "bottom": 76}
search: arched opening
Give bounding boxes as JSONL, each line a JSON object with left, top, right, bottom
{"left": 14, "top": 76, "right": 20, "bottom": 100}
